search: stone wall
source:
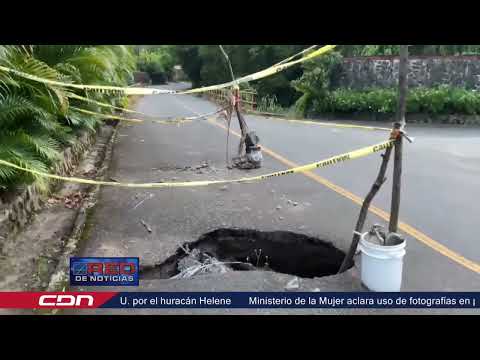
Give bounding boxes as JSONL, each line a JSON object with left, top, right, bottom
{"left": 0, "top": 131, "right": 96, "bottom": 243}
{"left": 335, "top": 56, "right": 480, "bottom": 90}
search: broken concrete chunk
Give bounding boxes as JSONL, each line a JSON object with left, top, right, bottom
{"left": 174, "top": 249, "right": 232, "bottom": 279}
{"left": 285, "top": 276, "right": 300, "bottom": 291}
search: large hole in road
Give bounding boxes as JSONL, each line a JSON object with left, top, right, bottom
{"left": 141, "top": 228, "right": 351, "bottom": 280}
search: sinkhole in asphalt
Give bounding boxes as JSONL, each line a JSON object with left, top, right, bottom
{"left": 142, "top": 228, "right": 351, "bottom": 279}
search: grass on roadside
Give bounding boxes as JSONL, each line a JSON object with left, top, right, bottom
{"left": 255, "top": 95, "right": 297, "bottom": 117}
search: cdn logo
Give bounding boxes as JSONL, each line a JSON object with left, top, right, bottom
{"left": 38, "top": 295, "right": 94, "bottom": 307}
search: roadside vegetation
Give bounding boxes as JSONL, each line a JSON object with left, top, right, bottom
{"left": 0, "top": 45, "right": 135, "bottom": 193}
{"left": 134, "top": 45, "right": 177, "bottom": 84}
{"left": 2, "top": 44, "right": 480, "bottom": 192}
{"left": 174, "top": 45, "right": 480, "bottom": 118}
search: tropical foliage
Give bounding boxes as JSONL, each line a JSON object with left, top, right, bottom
{"left": 314, "top": 86, "right": 480, "bottom": 116}
{"left": 3, "top": 44, "right": 477, "bottom": 193}
{"left": 135, "top": 45, "right": 177, "bottom": 84}
{"left": 291, "top": 51, "right": 343, "bottom": 116}
{"left": 174, "top": 45, "right": 480, "bottom": 111}
{"left": 0, "top": 45, "right": 135, "bottom": 194}
{"left": 175, "top": 45, "right": 306, "bottom": 106}
{"left": 292, "top": 46, "right": 480, "bottom": 117}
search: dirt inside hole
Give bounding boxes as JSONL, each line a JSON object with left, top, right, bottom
{"left": 141, "top": 228, "right": 352, "bottom": 280}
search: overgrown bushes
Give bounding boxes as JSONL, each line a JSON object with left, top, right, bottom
{"left": 0, "top": 45, "right": 135, "bottom": 194}
{"left": 310, "top": 86, "right": 480, "bottom": 115}
{"left": 175, "top": 45, "right": 307, "bottom": 106}
{"left": 136, "top": 46, "right": 176, "bottom": 84}
{"left": 175, "top": 45, "right": 480, "bottom": 108}
{"left": 290, "top": 48, "right": 480, "bottom": 118}
{"left": 291, "top": 51, "right": 343, "bottom": 116}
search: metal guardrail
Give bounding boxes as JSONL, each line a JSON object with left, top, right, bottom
{"left": 205, "top": 88, "right": 257, "bottom": 111}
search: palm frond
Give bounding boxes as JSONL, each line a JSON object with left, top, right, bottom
{"left": 0, "top": 45, "right": 135, "bottom": 191}
{"left": 0, "top": 93, "right": 49, "bottom": 125}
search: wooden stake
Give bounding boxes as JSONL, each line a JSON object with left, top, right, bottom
{"left": 388, "top": 45, "right": 408, "bottom": 235}
{"left": 338, "top": 146, "right": 393, "bottom": 273}
{"left": 339, "top": 45, "right": 409, "bottom": 272}
{"left": 388, "top": 130, "right": 403, "bottom": 234}
{"left": 396, "top": 45, "right": 409, "bottom": 129}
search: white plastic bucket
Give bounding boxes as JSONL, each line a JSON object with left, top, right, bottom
{"left": 358, "top": 233, "right": 406, "bottom": 292}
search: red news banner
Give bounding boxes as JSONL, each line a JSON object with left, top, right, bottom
{"left": 0, "top": 292, "right": 117, "bottom": 309}
{"left": 0, "top": 292, "right": 478, "bottom": 309}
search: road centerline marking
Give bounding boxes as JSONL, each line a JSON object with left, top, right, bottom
{"left": 174, "top": 96, "right": 480, "bottom": 274}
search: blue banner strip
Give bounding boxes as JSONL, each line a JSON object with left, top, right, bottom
{"left": 100, "top": 292, "right": 480, "bottom": 309}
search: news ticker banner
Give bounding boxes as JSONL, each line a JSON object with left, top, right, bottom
{"left": 0, "top": 292, "right": 479, "bottom": 309}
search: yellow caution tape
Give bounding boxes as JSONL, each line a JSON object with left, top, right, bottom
{"left": 0, "top": 139, "right": 394, "bottom": 189}
{"left": 68, "top": 94, "right": 228, "bottom": 124}
{"left": 67, "top": 93, "right": 147, "bottom": 116}
{"left": 285, "top": 120, "right": 391, "bottom": 132}
{"left": 0, "top": 65, "right": 174, "bottom": 95}
{"left": 249, "top": 113, "right": 392, "bottom": 132}
{"left": 71, "top": 107, "right": 225, "bottom": 125}
{"left": 268, "top": 45, "right": 319, "bottom": 67}
{"left": 178, "top": 45, "right": 337, "bottom": 94}
{"left": 69, "top": 91, "right": 389, "bottom": 132}
{"left": 0, "top": 45, "right": 336, "bottom": 96}
{"left": 71, "top": 107, "right": 144, "bottom": 123}
{"left": 69, "top": 92, "right": 391, "bottom": 131}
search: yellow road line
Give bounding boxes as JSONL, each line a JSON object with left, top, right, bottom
{"left": 208, "top": 118, "right": 480, "bottom": 274}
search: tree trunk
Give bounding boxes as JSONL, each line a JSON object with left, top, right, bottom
{"left": 388, "top": 132, "right": 403, "bottom": 234}
{"left": 396, "top": 45, "right": 408, "bottom": 127}
{"left": 388, "top": 45, "right": 408, "bottom": 234}
{"left": 338, "top": 146, "right": 393, "bottom": 273}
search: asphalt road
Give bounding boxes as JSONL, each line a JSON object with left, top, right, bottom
{"left": 80, "top": 82, "right": 480, "bottom": 292}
